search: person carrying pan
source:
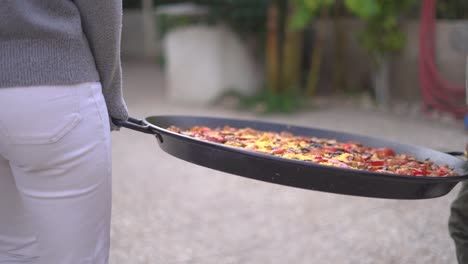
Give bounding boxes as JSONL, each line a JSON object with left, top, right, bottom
{"left": 0, "top": 1, "right": 127, "bottom": 263}
{"left": 450, "top": 144, "right": 468, "bottom": 263}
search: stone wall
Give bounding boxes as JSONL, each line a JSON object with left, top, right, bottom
{"left": 393, "top": 20, "right": 467, "bottom": 100}
{"left": 122, "top": 10, "right": 159, "bottom": 60}
{"left": 315, "top": 19, "right": 468, "bottom": 101}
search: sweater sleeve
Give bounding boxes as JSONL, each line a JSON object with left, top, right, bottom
{"left": 73, "top": 0, "right": 128, "bottom": 129}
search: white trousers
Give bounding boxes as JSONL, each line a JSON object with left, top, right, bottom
{"left": 0, "top": 83, "right": 112, "bottom": 264}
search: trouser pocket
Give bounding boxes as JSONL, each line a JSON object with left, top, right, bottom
{"left": 0, "top": 85, "right": 82, "bottom": 145}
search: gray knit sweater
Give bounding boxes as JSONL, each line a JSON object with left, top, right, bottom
{"left": 0, "top": 0, "right": 128, "bottom": 127}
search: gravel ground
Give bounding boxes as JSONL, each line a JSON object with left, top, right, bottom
{"left": 109, "top": 62, "right": 467, "bottom": 264}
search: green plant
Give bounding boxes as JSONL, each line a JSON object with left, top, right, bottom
{"left": 260, "top": 0, "right": 305, "bottom": 112}
{"left": 155, "top": 0, "right": 269, "bottom": 69}
{"left": 344, "top": 0, "right": 416, "bottom": 61}
{"left": 435, "top": 0, "right": 468, "bottom": 19}
{"left": 123, "top": 0, "right": 141, "bottom": 9}
{"left": 291, "top": 0, "right": 334, "bottom": 96}
{"left": 290, "top": 0, "right": 416, "bottom": 101}
{"left": 294, "top": 0, "right": 415, "bottom": 62}
{"left": 156, "top": 13, "right": 215, "bottom": 40}
{"left": 291, "top": 0, "right": 334, "bottom": 29}
{"left": 405, "top": 0, "right": 468, "bottom": 20}
{"left": 216, "top": 0, "right": 307, "bottom": 113}
{"left": 155, "top": 0, "right": 269, "bottom": 34}
{"left": 217, "top": 89, "right": 304, "bottom": 114}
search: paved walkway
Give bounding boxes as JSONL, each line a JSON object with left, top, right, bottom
{"left": 109, "top": 62, "right": 467, "bottom": 264}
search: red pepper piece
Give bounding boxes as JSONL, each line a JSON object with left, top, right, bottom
{"left": 368, "top": 160, "right": 385, "bottom": 167}
{"left": 324, "top": 146, "right": 337, "bottom": 152}
{"left": 412, "top": 169, "right": 426, "bottom": 176}
{"left": 377, "top": 148, "right": 395, "bottom": 157}
{"left": 272, "top": 149, "right": 286, "bottom": 155}
{"left": 437, "top": 167, "right": 449, "bottom": 176}
{"left": 315, "top": 157, "right": 326, "bottom": 162}
{"left": 206, "top": 136, "right": 226, "bottom": 143}
{"left": 342, "top": 144, "right": 354, "bottom": 151}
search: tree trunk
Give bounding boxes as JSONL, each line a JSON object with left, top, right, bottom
{"left": 280, "top": 1, "right": 303, "bottom": 93}
{"left": 332, "top": 3, "right": 346, "bottom": 93}
{"left": 305, "top": 8, "right": 328, "bottom": 96}
{"left": 266, "top": 3, "right": 281, "bottom": 93}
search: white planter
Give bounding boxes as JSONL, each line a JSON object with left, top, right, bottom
{"left": 163, "top": 24, "right": 262, "bottom": 105}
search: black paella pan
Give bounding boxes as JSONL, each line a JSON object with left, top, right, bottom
{"left": 114, "top": 115, "right": 468, "bottom": 200}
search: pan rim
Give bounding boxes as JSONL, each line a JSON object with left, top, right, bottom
{"left": 144, "top": 115, "right": 468, "bottom": 182}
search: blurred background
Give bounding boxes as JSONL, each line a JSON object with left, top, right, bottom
{"left": 121, "top": 0, "right": 467, "bottom": 118}
{"left": 111, "top": 0, "right": 468, "bottom": 263}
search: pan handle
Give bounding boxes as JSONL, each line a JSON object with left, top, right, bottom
{"left": 112, "top": 117, "right": 163, "bottom": 142}
{"left": 446, "top": 151, "right": 467, "bottom": 160}
{"left": 446, "top": 151, "right": 465, "bottom": 156}
{"left": 445, "top": 144, "right": 468, "bottom": 158}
